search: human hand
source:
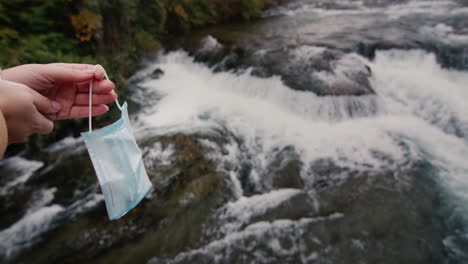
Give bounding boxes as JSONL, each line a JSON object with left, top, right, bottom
{"left": 0, "top": 63, "right": 117, "bottom": 120}
{"left": 0, "top": 80, "right": 60, "bottom": 143}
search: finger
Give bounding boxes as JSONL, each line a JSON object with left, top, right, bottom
{"left": 66, "top": 105, "right": 109, "bottom": 119}
{"left": 30, "top": 90, "right": 61, "bottom": 114}
{"left": 48, "top": 63, "right": 95, "bottom": 71}
{"left": 49, "top": 63, "right": 106, "bottom": 80}
{"left": 34, "top": 113, "right": 54, "bottom": 134}
{"left": 77, "top": 80, "right": 115, "bottom": 93}
{"left": 94, "top": 64, "right": 106, "bottom": 80}
{"left": 75, "top": 92, "right": 117, "bottom": 106}
{"left": 45, "top": 113, "right": 58, "bottom": 121}
{"left": 44, "top": 64, "right": 104, "bottom": 84}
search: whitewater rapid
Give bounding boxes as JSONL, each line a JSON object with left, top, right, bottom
{"left": 135, "top": 47, "right": 468, "bottom": 258}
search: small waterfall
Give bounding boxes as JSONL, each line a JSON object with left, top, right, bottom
{"left": 134, "top": 48, "right": 468, "bottom": 261}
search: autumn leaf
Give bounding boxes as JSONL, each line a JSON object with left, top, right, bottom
{"left": 174, "top": 4, "right": 189, "bottom": 21}
{"left": 70, "top": 9, "right": 102, "bottom": 42}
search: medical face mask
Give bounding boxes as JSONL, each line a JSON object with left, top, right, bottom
{"left": 81, "top": 67, "right": 152, "bottom": 220}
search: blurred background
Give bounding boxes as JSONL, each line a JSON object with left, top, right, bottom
{"left": 1, "top": 0, "right": 468, "bottom": 263}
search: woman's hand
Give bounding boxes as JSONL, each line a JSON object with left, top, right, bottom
{"left": 0, "top": 63, "right": 117, "bottom": 120}
{"left": 0, "top": 80, "right": 60, "bottom": 143}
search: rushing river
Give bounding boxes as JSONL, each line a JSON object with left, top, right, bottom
{"left": 1, "top": 0, "right": 468, "bottom": 263}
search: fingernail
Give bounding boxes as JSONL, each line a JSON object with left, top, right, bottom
{"left": 52, "top": 101, "right": 62, "bottom": 111}
{"left": 84, "top": 69, "right": 95, "bottom": 74}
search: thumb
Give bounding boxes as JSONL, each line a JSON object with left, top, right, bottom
{"left": 34, "top": 112, "right": 54, "bottom": 135}
{"left": 31, "top": 90, "right": 61, "bottom": 114}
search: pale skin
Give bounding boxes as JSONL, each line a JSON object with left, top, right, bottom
{"left": 0, "top": 63, "right": 117, "bottom": 158}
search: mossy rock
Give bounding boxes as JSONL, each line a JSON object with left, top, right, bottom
{"left": 25, "top": 152, "right": 96, "bottom": 207}
{"left": 14, "top": 133, "right": 229, "bottom": 264}
{"left": 0, "top": 186, "right": 34, "bottom": 229}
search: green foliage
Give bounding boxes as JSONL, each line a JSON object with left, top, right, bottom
{"left": 0, "top": 0, "right": 72, "bottom": 34}
{"left": 162, "top": 0, "right": 272, "bottom": 32}
{"left": 0, "top": 0, "right": 92, "bottom": 67}
{"left": 134, "top": 0, "right": 167, "bottom": 36}
{"left": 182, "top": 0, "right": 217, "bottom": 26}
{"left": 3, "top": 33, "right": 95, "bottom": 67}
{"left": 241, "top": 0, "right": 265, "bottom": 20}
{"left": 134, "top": 30, "right": 161, "bottom": 57}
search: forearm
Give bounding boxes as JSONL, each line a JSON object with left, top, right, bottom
{"left": 0, "top": 109, "right": 7, "bottom": 159}
{"left": 0, "top": 68, "right": 7, "bottom": 158}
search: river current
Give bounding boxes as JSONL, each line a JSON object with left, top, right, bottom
{"left": 1, "top": 0, "right": 468, "bottom": 263}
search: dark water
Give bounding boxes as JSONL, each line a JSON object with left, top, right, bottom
{"left": 1, "top": 0, "right": 468, "bottom": 263}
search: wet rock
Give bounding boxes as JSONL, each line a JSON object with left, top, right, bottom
{"left": 192, "top": 39, "right": 376, "bottom": 96}
{"left": 150, "top": 68, "right": 164, "bottom": 79}
{"left": 0, "top": 187, "right": 33, "bottom": 230}
{"left": 311, "top": 162, "right": 447, "bottom": 263}
{"left": 266, "top": 147, "right": 304, "bottom": 190}
{"left": 25, "top": 153, "right": 96, "bottom": 207}
{"left": 311, "top": 53, "right": 375, "bottom": 96}
{"left": 146, "top": 164, "right": 447, "bottom": 264}
{"left": 0, "top": 157, "right": 44, "bottom": 229}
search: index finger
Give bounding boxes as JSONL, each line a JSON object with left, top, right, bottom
{"left": 46, "top": 63, "right": 105, "bottom": 82}
{"left": 48, "top": 63, "right": 94, "bottom": 71}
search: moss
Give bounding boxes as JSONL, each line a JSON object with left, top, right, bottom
{"left": 186, "top": 172, "right": 221, "bottom": 198}
{"left": 148, "top": 133, "right": 222, "bottom": 202}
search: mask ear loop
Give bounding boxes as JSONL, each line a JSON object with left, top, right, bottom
{"left": 88, "top": 65, "right": 122, "bottom": 132}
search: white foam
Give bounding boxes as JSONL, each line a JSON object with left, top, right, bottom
{"left": 443, "top": 234, "right": 468, "bottom": 258}
{"left": 385, "top": 1, "right": 458, "bottom": 19}
{"left": 136, "top": 51, "right": 412, "bottom": 175}
{"left": 199, "top": 35, "right": 223, "bottom": 53}
{"left": 262, "top": 0, "right": 369, "bottom": 17}
{"left": 220, "top": 189, "right": 303, "bottom": 232}
{"left": 67, "top": 192, "right": 104, "bottom": 216}
{"left": 263, "top": 0, "right": 459, "bottom": 19}
{"left": 26, "top": 188, "right": 57, "bottom": 215}
{"left": 369, "top": 50, "right": 468, "bottom": 249}
{"left": 202, "top": 138, "right": 245, "bottom": 198}
{"left": 0, "top": 157, "right": 43, "bottom": 195}
{"left": 142, "top": 142, "right": 175, "bottom": 171}
{"left": 290, "top": 45, "right": 327, "bottom": 61}
{"left": 314, "top": 53, "right": 372, "bottom": 92}
{"left": 370, "top": 49, "right": 468, "bottom": 139}
{"left": 148, "top": 214, "right": 343, "bottom": 264}
{"left": 0, "top": 204, "right": 64, "bottom": 259}
{"left": 44, "top": 136, "right": 84, "bottom": 153}
{"left": 420, "top": 23, "right": 468, "bottom": 45}
{"left": 223, "top": 189, "right": 301, "bottom": 219}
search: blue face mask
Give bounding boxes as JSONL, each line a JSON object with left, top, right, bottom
{"left": 81, "top": 66, "right": 152, "bottom": 220}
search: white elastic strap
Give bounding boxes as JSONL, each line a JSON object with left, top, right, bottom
{"left": 88, "top": 75, "right": 93, "bottom": 132}
{"left": 88, "top": 65, "right": 122, "bottom": 132}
